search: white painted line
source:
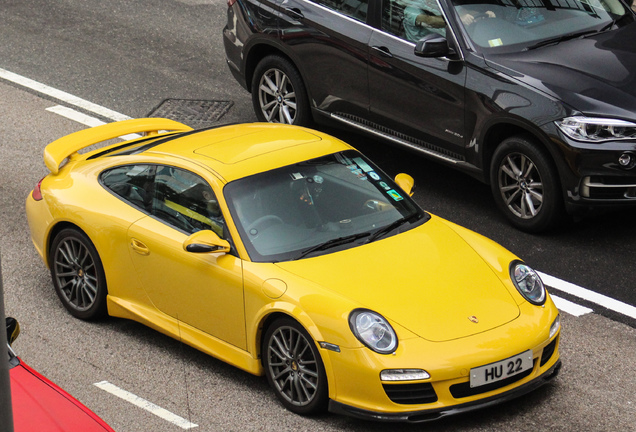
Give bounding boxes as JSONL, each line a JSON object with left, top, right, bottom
{"left": 540, "top": 271, "right": 636, "bottom": 320}
{"left": 46, "top": 105, "right": 141, "bottom": 140}
{"left": 94, "top": 381, "right": 198, "bottom": 430}
{"left": 550, "top": 294, "right": 593, "bottom": 317}
{"left": 46, "top": 105, "right": 107, "bottom": 127}
{"left": 0, "top": 67, "right": 132, "bottom": 122}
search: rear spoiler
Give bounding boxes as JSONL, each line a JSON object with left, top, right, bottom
{"left": 43, "top": 118, "right": 193, "bottom": 174}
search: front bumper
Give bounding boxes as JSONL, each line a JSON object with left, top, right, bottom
{"left": 546, "top": 125, "right": 636, "bottom": 211}
{"left": 329, "top": 359, "right": 561, "bottom": 423}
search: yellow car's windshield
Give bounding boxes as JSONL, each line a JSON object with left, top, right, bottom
{"left": 224, "top": 150, "right": 427, "bottom": 262}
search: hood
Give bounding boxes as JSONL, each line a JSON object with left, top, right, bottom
{"left": 11, "top": 361, "right": 113, "bottom": 432}
{"left": 275, "top": 217, "right": 520, "bottom": 342}
{"left": 484, "top": 23, "right": 636, "bottom": 120}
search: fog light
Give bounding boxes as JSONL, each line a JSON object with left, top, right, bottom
{"left": 380, "top": 369, "right": 430, "bottom": 381}
{"left": 618, "top": 152, "right": 636, "bottom": 169}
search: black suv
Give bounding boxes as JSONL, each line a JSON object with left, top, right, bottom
{"left": 223, "top": 0, "right": 636, "bottom": 232}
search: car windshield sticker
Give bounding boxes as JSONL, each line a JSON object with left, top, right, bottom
{"left": 313, "top": 175, "right": 324, "bottom": 184}
{"left": 352, "top": 157, "right": 374, "bottom": 173}
{"left": 368, "top": 171, "right": 380, "bottom": 181}
{"left": 387, "top": 189, "right": 404, "bottom": 201}
{"left": 379, "top": 181, "right": 391, "bottom": 191}
{"left": 488, "top": 38, "right": 503, "bottom": 47}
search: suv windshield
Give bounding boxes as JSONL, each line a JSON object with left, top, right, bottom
{"left": 451, "top": 0, "right": 632, "bottom": 53}
{"left": 225, "top": 150, "right": 427, "bottom": 262}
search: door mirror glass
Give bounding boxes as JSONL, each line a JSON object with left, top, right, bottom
{"left": 6, "top": 317, "right": 20, "bottom": 346}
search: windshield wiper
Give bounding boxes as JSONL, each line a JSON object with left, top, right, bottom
{"left": 365, "top": 213, "right": 419, "bottom": 244}
{"left": 524, "top": 29, "right": 600, "bottom": 51}
{"left": 294, "top": 232, "right": 370, "bottom": 260}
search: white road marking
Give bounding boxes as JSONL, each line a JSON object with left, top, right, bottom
{"left": 46, "top": 105, "right": 141, "bottom": 140}
{"left": 540, "top": 271, "right": 636, "bottom": 320}
{"left": 550, "top": 294, "right": 593, "bottom": 317}
{"left": 0, "top": 67, "right": 131, "bottom": 122}
{"left": 94, "top": 381, "right": 198, "bottom": 430}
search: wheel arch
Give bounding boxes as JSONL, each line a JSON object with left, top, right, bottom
{"left": 480, "top": 119, "right": 564, "bottom": 192}
{"left": 243, "top": 42, "right": 309, "bottom": 98}
{"left": 254, "top": 307, "right": 337, "bottom": 397}
{"left": 45, "top": 221, "right": 90, "bottom": 267}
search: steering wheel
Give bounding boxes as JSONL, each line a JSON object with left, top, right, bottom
{"left": 363, "top": 199, "right": 391, "bottom": 212}
{"left": 247, "top": 215, "right": 284, "bottom": 235}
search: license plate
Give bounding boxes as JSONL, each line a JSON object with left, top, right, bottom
{"left": 470, "top": 350, "right": 533, "bottom": 388}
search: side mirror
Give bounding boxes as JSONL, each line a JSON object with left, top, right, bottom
{"left": 183, "top": 230, "right": 231, "bottom": 254}
{"left": 394, "top": 173, "right": 415, "bottom": 196}
{"left": 414, "top": 34, "right": 454, "bottom": 58}
{"left": 6, "top": 317, "right": 20, "bottom": 346}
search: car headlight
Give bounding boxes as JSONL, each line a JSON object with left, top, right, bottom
{"left": 510, "top": 261, "right": 546, "bottom": 305}
{"left": 556, "top": 116, "right": 636, "bottom": 142}
{"left": 349, "top": 309, "right": 398, "bottom": 354}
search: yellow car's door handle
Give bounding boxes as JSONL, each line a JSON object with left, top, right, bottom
{"left": 130, "top": 238, "right": 150, "bottom": 256}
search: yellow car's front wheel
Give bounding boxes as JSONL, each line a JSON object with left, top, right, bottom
{"left": 263, "top": 317, "right": 328, "bottom": 415}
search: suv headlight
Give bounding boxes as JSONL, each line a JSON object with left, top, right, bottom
{"left": 349, "top": 309, "right": 397, "bottom": 354}
{"left": 510, "top": 261, "right": 546, "bottom": 305}
{"left": 556, "top": 116, "right": 636, "bottom": 142}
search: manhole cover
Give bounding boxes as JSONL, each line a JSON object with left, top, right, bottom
{"left": 147, "top": 99, "right": 234, "bottom": 128}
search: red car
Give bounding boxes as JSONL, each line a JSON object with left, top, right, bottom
{"left": 6, "top": 318, "right": 115, "bottom": 432}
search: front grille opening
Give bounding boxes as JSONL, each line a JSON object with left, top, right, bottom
{"left": 383, "top": 382, "right": 438, "bottom": 404}
{"left": 540, "top": 337, "right": 558, "bottom": 367}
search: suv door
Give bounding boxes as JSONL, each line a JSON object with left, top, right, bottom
{"left": 367, "top": 0, "right": 467, "bottom": 162}
{"left": 278, "top": 0, "right": 373, "bottom": 118}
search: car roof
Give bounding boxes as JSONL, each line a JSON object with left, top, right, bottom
{"left": 143, "top": 123, "right": 354, "bottom": 183}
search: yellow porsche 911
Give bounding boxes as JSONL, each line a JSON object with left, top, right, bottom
{"left": 26, "top": 119, "right": 561, "bottom": 422}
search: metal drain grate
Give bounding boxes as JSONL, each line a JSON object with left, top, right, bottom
{"left": 147, "top": 99, "right": 234, "bottom": 128}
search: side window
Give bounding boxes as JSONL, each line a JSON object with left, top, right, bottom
{"left": 153, "top": 166, "right": 225, "bottom": 237}
{"left": 382, "top": 0, "right": 446, "bottom": 42}
{"left": 311, "top": 0, "right": 369, "bottom": 22}
{"left": 101, "top": 164, "right": 154, "bottom": 211}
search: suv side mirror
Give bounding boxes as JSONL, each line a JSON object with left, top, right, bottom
{"left": 183, "top": 230, "right": 231, "bottom": 253}
{"left": 6, "top": 317, "right": 20, "bottom": 346}
{"left": 414, "top": 34, "right": 455, "bottom": 58}
{"left": 394, "top": 173, "right": 416, "bottom": 196}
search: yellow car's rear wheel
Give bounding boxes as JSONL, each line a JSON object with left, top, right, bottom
{"left": 50, "top": 228, "right": 108, "bottom": 320}
{"left": 263, "top": 317, "right": 328, "bottom": 415}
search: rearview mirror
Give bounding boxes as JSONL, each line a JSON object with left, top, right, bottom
{"left": 394, "top": 173, "right": 415, "bottom": 196}
{"left": 6, "top": 317, "right": 20, "bottom": 346}
{"left": 183, "top": 230, "right": 231, "bottom": 254}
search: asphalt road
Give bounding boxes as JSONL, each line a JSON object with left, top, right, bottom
{"left": 1, "top": 0, "right": 635, "bottom": 431}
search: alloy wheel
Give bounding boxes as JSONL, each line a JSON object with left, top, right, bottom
{"left": 258, "top": 68, "right": 298, "bottom": 124}
{"left": 498, "top": 152, "right": 544, "bottom": 219}
{"left": 53, "top": 237, "right": 99, "bottom": 312}
{"left": 266, "top": 325, "right": 320, "bottom": 407}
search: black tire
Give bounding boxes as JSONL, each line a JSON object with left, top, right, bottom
{"left": 262, "top": 317, "right": 328, "bottom": 415}
{"left": 49, "top": 228, "right": 108, "bottom": 320}
{"left": 490, "top": 135, "right": 564, "bottom": 233}
{"left": 251, "top": 55, "right": 312, "bottom": 126}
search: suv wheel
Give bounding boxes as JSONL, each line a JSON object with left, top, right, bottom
{"left": 251, "top": 55, "right": 311, "bottom": 126}
{"left": 490, "top": 135, "right": 564, "bottom": 233}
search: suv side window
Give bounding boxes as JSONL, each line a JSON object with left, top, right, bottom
{"left": 101, "top": 164, "right": 155, "bottom": 212}
{"left": 311, "top": 0, "right": 369, "bottom": 22}
{"left": 153, "top": 165, "right": 225, "bottom": 237}
{"left": 382, "top": 0, "right": 446, "bottom": 42}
